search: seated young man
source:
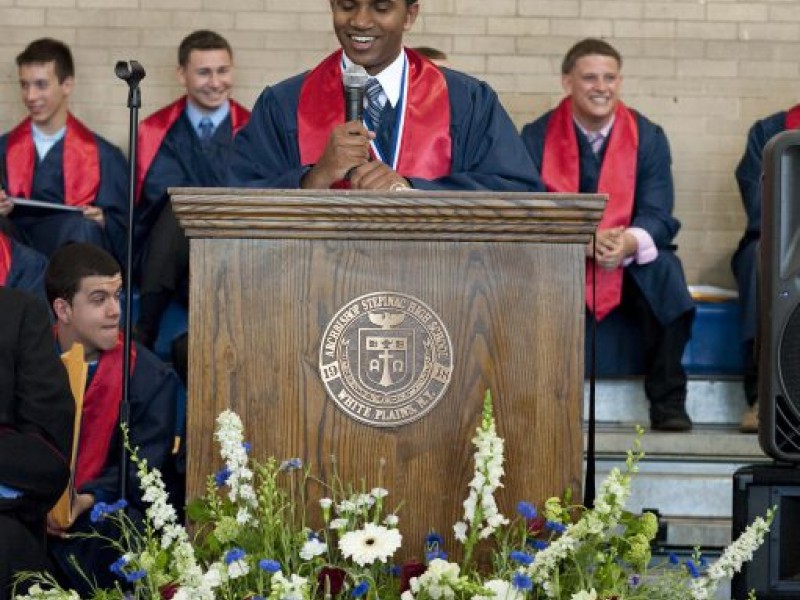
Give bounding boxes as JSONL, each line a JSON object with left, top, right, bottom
{"left": 521, "top": 38, "right": 695, "bottom": 432}
{"left": 0, "top": 216, "right": 48, "bottom": 300}
{"left": 0, "top": 38, "right": 128, "bottom": 263}
{"left": 44, "top": 243, "right": 180, "bottom": 595}
{"left": 0, "top": 287, "right": 74, "bottom": 600}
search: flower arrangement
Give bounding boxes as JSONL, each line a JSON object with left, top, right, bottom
{"left": 16, "top": 392, "right": 773, "bottom": 600}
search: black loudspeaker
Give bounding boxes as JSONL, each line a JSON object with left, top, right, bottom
{"left": 731, "top": 464, "right": 800, "bottom": 600}
{"left": 760, "top": 130, "right": 800, "bottom": 461}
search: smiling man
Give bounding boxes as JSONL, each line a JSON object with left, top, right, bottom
{"left": 0, "top": 38, "right": 128, "bottom": 262}
{"left": 133, "top": 30, "right": 249, "bottom": 351}
{"left": 521, "top": 38, "right": 695, "bottom": 432}
{"left": 45, "top": 243, "right": 180, "bottom": 595}
{"left": 231, "top": 0, "right": 542, "bottom": 192}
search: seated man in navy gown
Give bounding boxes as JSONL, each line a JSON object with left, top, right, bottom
{"left": 45, "top": 243, "right": 180, "bottom": 596}
{"left": 731, "top": 106, "right": 800, "bottom": 433}
{"left": 134, "top": 30, "right": 249, "bottom": 353}
{"left": 0, "top": 287, "right": 73, "bottom": 600}
{"left": 231, "top": 0, "right": 543, "bottom": 193}
{"left": 0, "top": 216, "right": 48, "bottom": 300}
{"left": 521, "top": 38, "right": 695, "bottom": 432}
{"left": 0, "top": 39, "right": 128, "bottom": 263}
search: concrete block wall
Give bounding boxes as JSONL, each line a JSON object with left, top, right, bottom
{"left": 1, "top": 0, "right": 798, "bottom": 288}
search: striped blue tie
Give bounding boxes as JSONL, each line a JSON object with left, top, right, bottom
{"left": 365, "top": 78, "right": 384, "bottom": 131}
{"left": 198, "top": 117, "right": 214, "bottom": 144}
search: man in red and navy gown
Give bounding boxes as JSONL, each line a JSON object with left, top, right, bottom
{"left": 134, "top": 30, "right": 249, "bottom": 352}
{"left": 731, "top": 106, "right": 800, "bottom": 432}
{"left": 521, "top": 38, "right": 695, "bottom": 432}
{"left": 0, "top": 39, "right": 128, "bottom": 263}
{"left": 45, "top": 243, "right": 180, "bottom": 596}
{"left": 231, "top": 0, "right": 542, "bottom": 193}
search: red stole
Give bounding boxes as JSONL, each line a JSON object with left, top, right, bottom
{"left": 5, "top": 114, "right": 100, "bottom": 207}
{"left": 135, "top": 96, "right": 251, "bottom": 202}
{"left": 541, "top": 98, "right": 639, "bottom": 321}
{"left": 785, "top": 104, "right": 800, "bottom": 129}
{"left": 297, "top": 48, "right": 452, "bottom": 187}
{"left": 73, "top": 334, "right": 136, "bottom": 491}
{"left": 0, "top": 233, "right": 11, "bottom": 286}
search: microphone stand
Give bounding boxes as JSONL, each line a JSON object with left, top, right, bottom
{"left": 115, "top": 60, "right": 145, "bottom": 503}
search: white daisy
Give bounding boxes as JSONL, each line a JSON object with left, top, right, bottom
{"left": 338, "top": 523, "right": 402, "bottom": 566}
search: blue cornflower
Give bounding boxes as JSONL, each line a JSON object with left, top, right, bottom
{"left": 215, "top": 466, "right": 231, "bottom": 487}
{"left": 628, "top": 574, "right": 642, "bottom": 587}
{"left": 509, "top": 551, "right": 533, "bottom": 566}
{"left": 685, "top": 559, "right": 700, "bottom": 578}
{"left": 668, "top": 552, "right": 680, "bottom": 565}
{"left": 531, "top": 539, "right": 549, "bottom": 551}
{"left": 512, "top": 572, "right": 533, "bottom": 591}
{"left": 699, "top": 555, "right": 709, "bottom": 568}
{"left": 426, "top": 550, "right": 448, "bottom": 562}
{"left": 90, "top": 502, "right": 112, "bottom": 523}
{"left": 259, "top": 559, "right": 281, "bottom": 573}
{"left": 516, "top": 501, "right": 537, "bottom": 520}
{"left": 125, "top": 569, "right": 147, "bottom": 583}
{"left": 425, "top": 531, "right": 444, "bottom": 546}
{"left": 225, "top": 547, "right": 246, "bottom": 565}
{"left": 242, "top": 441, "right": 252, "bottom": 454}
{"left": 389, "top": 565, "right": 402, "bottom": 577}
{"left": 252, "top": 597, "right": 265, "bottom": 600}
{"left": 279, "top": 458, "right": 303, "bottom": 472}
{"left": 351, "top": 581, "right": 370, "bottom": 598}
{"left": 545, "top": 520, "right": 566, "bottom": 534}
{"left": 109, "top": 556, "right": 129, "bottom": 577}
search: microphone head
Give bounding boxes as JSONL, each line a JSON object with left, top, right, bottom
{"left": 343, "top": 63, "right": 369, "bottom": 90}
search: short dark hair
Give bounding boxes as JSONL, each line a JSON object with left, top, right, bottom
{"left": 178, "top": 30, "right": 233, "bottom": 67}
{"left": 16, "top": 38, "right": 74, "bottom": 83}
{"left": 413, "top": 46, "right": 447, "bottom": 61}
{"left": 46, "top": 243, "right": 121, "bottom": 307}
{"left": 561, "top": 38, "right": 622, "bottom": 75}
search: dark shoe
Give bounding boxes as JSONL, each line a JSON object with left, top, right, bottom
{"left": 650, "top": 402, "right": 692, "bottom": 432}
{"left": 651, "top": 413, "right": 693, "bottom": 432}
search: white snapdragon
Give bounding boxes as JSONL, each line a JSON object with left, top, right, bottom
{"left": 410, "top": 559, "right": 463, "bottom": 600}
{"left": 215, "top": 410, "right": 257, "bottom": 524}
{"left": 270, "top": 572, "right": 310, "bottom": 600}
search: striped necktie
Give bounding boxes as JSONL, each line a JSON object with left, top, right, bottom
{"left": 198, "top": 117, "right": 214, "bottom": 144}
{"left": 365, "top": 78, "right": 384, "bottom": 131}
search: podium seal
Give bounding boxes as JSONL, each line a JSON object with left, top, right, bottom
{"left": 319, "top": 292, "right": 453, "bottom": 427}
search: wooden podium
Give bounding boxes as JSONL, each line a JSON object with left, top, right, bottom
{"left": 173, "top": 188, "right": 604, "bottom": 555}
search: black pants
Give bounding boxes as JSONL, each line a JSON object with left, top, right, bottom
{"left": 591, "top": 273, "right": 694, "bottom": 420}
{"left": 0, "top": 515, "right": 49, "bottom": 600}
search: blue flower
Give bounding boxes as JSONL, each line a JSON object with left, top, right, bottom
{"left": 628, "top": 574, "right": 642, "bottom": 587}
{"left": 242, "top": 441, "right": 252, "bottom": 454}
{"left": 686, "top": 559, "right": 700, "bottom": 578}
{"left": 426, "top": 550, "right": 448, "bottom": 562}
{"left": 545, "top": 520, "right": 566, "bottom": 533}
{"left": 279, "top": 458, "right": 303, "bottom": 472}
{"left": 389, "top": 565, "right": 402, "bottom": 577}
{"left": 109, "top": 556, "right": 129, "bottom": 577}
{"left": 215, "top": 467, "right": 231, "bottom": 487}
{"left": 225, "top": 547, "right": 246, "bottom": 565}
{"left": 425, "top": 531, "right": 444, "bottom": 546}
{"left": 351, "top": 581, "right": 369, "bottom": 598}
{"left": 259, "top": 559, "right": 281, "bottom": 573}
{"left": 512, "top": 572, "right": 533, "bottom": 591}
{"left": 90, "top": 502, "right": 111, "bottom": 523}
{"left": 252, "top": 597, "right": 265, "bottom": 600}
{"left": 529, "top": 539, "right": 549, "bottom": 551}
{"left": 699, "top": 555, "right": 709, "bottom": 568}
{"left": 509, "top": 551, "right": 533, "bottom": 566}
{"left": 669, "top": 552, "right": 680, "bottom": 565}
{"left": 125, "top": 569, "right": 147, "bottom": 583}
{"left": 516, "top": 501, "right": 537, "bottom": 520}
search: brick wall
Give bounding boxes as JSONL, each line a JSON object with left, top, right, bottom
{"left": 1, "top": 0, "right": 798, "bottom": 288}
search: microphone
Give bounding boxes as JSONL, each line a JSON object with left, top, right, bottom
{"left": 343, "top": 63, "right": 369, "bottom": 122}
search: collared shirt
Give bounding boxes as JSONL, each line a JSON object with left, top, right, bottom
{"left": 575, "top": 115, "right": 657, "bottom": 267}
{"left": 32, "top": 124, "right": 66, "bottom": 160}
{"left": 342, "top": 49, "right": 406, "bottom": 111}
{"left": 185, "top": 99, "right": 231, "bottom": 139}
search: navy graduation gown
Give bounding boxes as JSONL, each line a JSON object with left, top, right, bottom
{"left": 521, "top": 110, "right": 693, "bottom": 326}
{"left": 230, "top": 67, "right": 544, "bottom": 192}
{"left": 0, "top": 134, "right": 128, "bottom": 263}
{"left": 5, "top": 239, "right": 47, "bottom": 300}
{"left": 732, "top": 111, "right": 786, "bottom": 342}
